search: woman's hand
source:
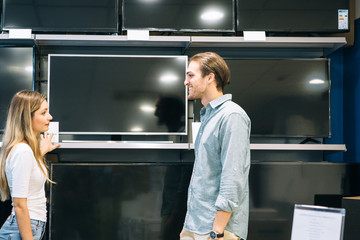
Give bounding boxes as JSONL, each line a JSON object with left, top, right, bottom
{"left": 40, "top": 133, "right": 60, "bottom": 156}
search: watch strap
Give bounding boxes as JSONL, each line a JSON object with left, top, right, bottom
{"left": 217, "top": 232, "right": 224, "bottom": 238}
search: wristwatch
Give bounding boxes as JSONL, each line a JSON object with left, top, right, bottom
{"left": 210, "top": 230, "right": 224, "bottom": 239}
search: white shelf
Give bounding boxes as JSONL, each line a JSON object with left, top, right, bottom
{"left": 57, "top": 142, "right": 189, "bottom": 150}
{"left": 0, "top": 33, "right": 346, "bottom": 57}
{"left": 0, "top": 33, "right": 35, "bottom": 45}
{"left": 187, "top": 36, "right": 347, "bottom": 57}
{"left": 35, "top": 34, "right": 191, "bottom": 48}
{"left": 189, "top": 36, "right": 346, "bottom": 49}
{"left": 250, "top": 144, "right": 347, "bottom": 151}
{"left": 189, "top": 143, "right": 347, "bottom": 152}
{"left": 0, "top": 142, "right": 347, "bottom": 152}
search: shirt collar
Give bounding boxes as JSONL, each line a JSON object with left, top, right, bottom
{"left": 208, "top": 94, "right": 232, "bottom": 109}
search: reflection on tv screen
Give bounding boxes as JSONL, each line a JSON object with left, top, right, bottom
{"left": 50, "top": 164, "right": 193, "bottom": 240}
{"left": 224, "top": 58, "right": 330, "bottom": 137}
{"left": 0, "top": 47, "right": 33, "bottom": 132}
{"left": 48, "top": 55, "right": 187, "bottom": 135}
{"left": 122, "top": 0, "right": 235, "bottom": 32}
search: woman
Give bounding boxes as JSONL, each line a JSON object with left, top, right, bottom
{"left": 0, "top": 90, "right": 60, "bottom": 240}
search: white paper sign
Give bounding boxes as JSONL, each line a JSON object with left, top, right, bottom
{"left": 338, "top": 9, "right": 349, "bottom": 30}
{"left": 9, "top": 29, "right": 32, "bottom": 39}
{"left": 46, "top": 122, "right": 59, "bottom": 143}
{"left": 291, "top": 205, "right": 345, "bottom": 240}
{"left": 192, "top": 122, "right": 201, "bottom": 144}
{"left": 127, "top": 30, "right": 150, "bottom": 40}
{"left": 243, "top": 31, "right": 266, "bottom": 41}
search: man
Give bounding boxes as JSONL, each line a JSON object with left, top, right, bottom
{"left": 181, "top": 52, "right": 251, "bottom": 240}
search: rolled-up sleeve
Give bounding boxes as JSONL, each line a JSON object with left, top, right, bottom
{"left": 215, "top": 112, "right": 250, "bottom": 212}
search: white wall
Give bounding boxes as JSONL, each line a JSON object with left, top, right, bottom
{"left": 356, "top": 0, "right": 360, "bottom": 19}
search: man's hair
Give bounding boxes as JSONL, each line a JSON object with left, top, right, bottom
{"left": 190, "top": 52, "right": 230, "bottom": 91}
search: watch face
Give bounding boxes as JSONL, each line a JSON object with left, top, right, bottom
{"left": 210, "top": 231, "right": 217, "bottom": 239}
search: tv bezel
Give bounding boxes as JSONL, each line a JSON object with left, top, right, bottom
{"left": 1, "top": 0, "right": 119, "bottom": 33}
{"left": 121, "top": 0, "right": 236, "bottom": 33}
{"left": 223, "top": 57, "right": 331, "bottom": 138}
{"left": 0, "top": 46, "right": 35, "bottom": 133}
{"left": 47, "top": 54, "right": 188, "bottom": 136}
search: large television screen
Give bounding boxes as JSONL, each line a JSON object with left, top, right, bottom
{"left": 236, "top": 0, "right": 349, "bottom": 33}
{"left": 50, "top": 163, "right": 193, "bottom": 240}
{"left": 223, "top": 58, "right": 330, "bottom": 137}
{"left": 122, "top": 0, "right": 235, "bottom": 32}
{"left": 48, "top": 54, "right": 187, "bottom": 135}
{"left": 0, "top": 47, "right": 34, "bottom": 132}
{"left": 2, "top": 0, "right": 118, "bottom": 33}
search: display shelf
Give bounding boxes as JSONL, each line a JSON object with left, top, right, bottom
{"left": 0, "top": 34, "right": 342, "bottom": 57}
{"left": 0, "top": 142, "right": 347, "bottom": 151}
{"left": 0, "top": 142, "right": 347, "bottom": 153}
{"left": 249, "top": 144, "right": 347, "bottom": 152}
{"left": 189, "top": 36, "right": 346, "bottom": 49}
{"left": 188, "top": 143, "right": 347, "bottom": 152}
{"left": 57, "top": 141, "right": 190, "bottom": 150}
{"left": 0, "top": 33, "right": 35, "bottom": 46}
{"left": 186, "top": 36, "right": 347, "bottom": 57}
{"left": 35, "top": 34, "right": 191, "bottom": 51}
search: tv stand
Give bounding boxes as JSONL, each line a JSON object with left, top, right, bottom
{"left": 300, "top": 138, "right": 322, "bottom": 144}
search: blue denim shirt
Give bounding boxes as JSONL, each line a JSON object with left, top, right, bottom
{"left": 184, "top": 94, "right": 251, "bottom": 239}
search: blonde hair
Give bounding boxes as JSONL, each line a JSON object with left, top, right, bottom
{"left": 0, "top": 90, "right": 52, "bottom": 201}
{"left": 190, "top": 52, "right": 230, "bottom": 91}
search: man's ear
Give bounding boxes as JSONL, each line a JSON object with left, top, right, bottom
{"left": 207, "top": 72, "right": 215, "bottom": 84}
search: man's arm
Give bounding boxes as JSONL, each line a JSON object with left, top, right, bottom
{"left": 212, "top": 210, "right": 232, "bottom": 239}
{"left": 213, "top": 111, "right": 250, "bottom": 238}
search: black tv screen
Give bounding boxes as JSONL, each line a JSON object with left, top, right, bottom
{"left": 224, "top": 58, "right": 330, "bottom": 137}
{"left": 236, "top": 0, "right": 349, "bottom": 33}
{"left": 0, "top": 47, "right": 34, "bottom": 132}
{"left": 48, "top": 54, "right": 187, "bottom": 135}
{"left": 2, "top": 0, "right": 118, "bottom": 33}
{"left": 50, "top": 163, "right": 193, "bottom": 240}
{"left": 122, "top": 0, "right": 235, "bottom": 32}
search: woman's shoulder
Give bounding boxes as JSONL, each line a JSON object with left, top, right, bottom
{"left": 12, "top": 142, "right": 32, "bottom": 152}
{"left": 6, "top": 143, "right": 35, "bottom": 168}
{"left": 8, "top": 143, "right": 34, "bottom": 159}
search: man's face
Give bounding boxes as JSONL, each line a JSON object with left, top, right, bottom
{"left": 184, "top": 61, "right": 207, "bottom": 100}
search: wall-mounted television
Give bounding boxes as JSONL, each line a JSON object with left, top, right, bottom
{"left": 223, "top": 58, "right": 330, "bottom": 137}
{"left": 48, "top": 54, "right": 187, "bottom": 135}
{"left": 0, "top": 47, "right": 34, "bottom": 132}
{"left": 236, "top": 0, "right": 349, "bottom": 33}
{"left": 2, "top": 0, "right": 118, "bottom": 33}
{"left": 122, "top": 0, "right": 235, "bottom": 32}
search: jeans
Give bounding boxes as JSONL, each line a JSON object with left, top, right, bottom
{"left": 0, "top": 215, "right": 46, "bottom": 240}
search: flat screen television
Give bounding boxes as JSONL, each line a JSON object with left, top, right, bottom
{"left": 223, "top": 58, "right": 330, "bottom": 137}
{"left": 50, "top": 163, "right": 193, "bottom": 240}
{"left": 1, "top": 0, "right": 118, "bottom": 33}
{"left": 48, "top": 54, "right": 188, "bottom": 135}
{"left": 236, "top": 0, "right": 349, "bottom": 33}
{"left": 122, "top": 0, "right": 235, "bottom": 32}
{"left": 0, "top": 47, "right": 34, "bottom": 132}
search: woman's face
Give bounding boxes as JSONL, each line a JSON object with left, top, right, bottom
{"left": 31, "top": 100, "right": 53, "bottom": 134}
